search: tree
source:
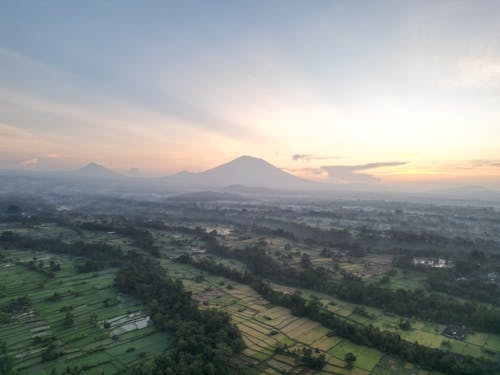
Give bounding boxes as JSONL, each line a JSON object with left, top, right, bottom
{"left": 114, "top": 261, "right": 244, "bottom": 373}
{"left": 63, "top": 312, "right": 74, "bottom": 328}
{"left": 301, "top": 253, "right": 312, "bottom": 268}
{"left": 344, "top": 352, "right": 357, "bottom": 369}
{"left": 399, "top": 319, "right": 411, "bottom": 330}
{"left": 300, "top": 347, "right": 326, "bottom": 370}
{"left": 49, "top": 260, "right": 61, "bottom": 271}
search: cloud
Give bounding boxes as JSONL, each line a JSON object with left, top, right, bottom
{"left": 0, "top": 47, "right": 261, "bottom": 144}
{"left": 322, "top": 161, "right": 407, "bottom": 184}
{"left": 282, "top": 167, "right": 327, "bottom": 181}
{"left": 469, "top": 159, "right": 500, "bottom": 168}
{"left": 19, "top": 158, "right": 39, "bottom": 168}
{"left": 283, "top": 167, "right": 325, "bottom": 175}
{"left": 452, "top": 159, "right": 500, "bottom": 169}
{"left": 321, "top": 166, "right": 379, "bottom": 184}
{"left": 347, "top": 161, "right": 408, "bottom": 171}
{"left": 292, "top": 154, "right": 338, "bottom": 162}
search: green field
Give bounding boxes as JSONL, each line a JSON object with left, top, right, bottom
{"left": 160, "top": 258, "right": 427, "bottom": 375}
{"left": 268, "top": 279, "right": 500, "bottom": 363}
{"left": 210, "top": 227, "right": 500, "bottom": 365}
{"left": 2, "top": 220, "right": 499, "bottom": 374}
{"left": 0, "top": 249, "right": 171, "bottom": 374}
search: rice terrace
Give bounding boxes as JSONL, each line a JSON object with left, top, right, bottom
{"left": 1, "top": 196, "right": 500, "bottom": 374}
{"left": 0, "top": 249, "right": 170, "bottom": 374}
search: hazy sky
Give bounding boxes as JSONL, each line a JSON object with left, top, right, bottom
{"left": 1, "top": 1, "right": 500, "bottom": 187}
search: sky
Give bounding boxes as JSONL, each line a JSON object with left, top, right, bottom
{"left": 1, "top": 0, "right": 500, "bottom": 188}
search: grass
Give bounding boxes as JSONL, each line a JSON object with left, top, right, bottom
{"left": 372, "top": 355, "right": 426, "bottom": 375}
{"left": 329, "top": 341, "right": 384, "bottom": 372}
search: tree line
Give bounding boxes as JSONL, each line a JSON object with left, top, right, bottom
{"left": 188, "top": 231, "right": 500, "bottom": 334}
{"left": 115, "top": 260, "right": 244, "bottom": 374}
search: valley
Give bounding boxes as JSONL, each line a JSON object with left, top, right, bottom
{"left": 1, "top": 195, "right": 499, "bottom": 374}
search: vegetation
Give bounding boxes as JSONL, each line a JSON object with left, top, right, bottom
{"left": 114, "top": 260, "right": 244, "bottom": 374}
{"left": 344, "top": 352, "right": 357, "bottom": 369}
{"left": 180, "top": 255, "right": 497, "bottom": 374}
{"left": 275, "top": 344, "right": 327, "bottom": 370}
{"left": 0, "top": 339, "right": 14, "bottom": 375}
{"left": 0, "top": 250, "right": 171, "bottom": 374}
{"left": 2, "top": 196, "right": 500, "bottom": 374}
{"left": 190, "top": 233, "right": 500, "bottom": 334}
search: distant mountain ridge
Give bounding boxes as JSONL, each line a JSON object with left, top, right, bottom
{"left": 163, "top": 155, "right": 326, "bottom": 190}
{"left": 1, "top": 157, "right": 499, "bottom": 203}
{"left": 42, "top": 158, "right": 500, "bottom": 200}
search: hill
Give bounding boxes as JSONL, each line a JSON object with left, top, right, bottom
{"left": 69, "top": 162, "right": 123, "bottom": 179}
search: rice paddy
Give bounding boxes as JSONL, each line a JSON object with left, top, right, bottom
{"left": 2, "top": 222, "right": 499, "bottom": 374}
{"left": 268, "top": 280, "right": 500, "bottom": 363}
{"left": 0, "top": 249, "right": 171, "bottom": 374}
{"left": 161, "top": 258, "right": 426, "bottom": 375}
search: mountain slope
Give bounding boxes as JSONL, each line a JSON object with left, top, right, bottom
{"left": 164, "top": 155, "right": 326, "bottom": 190}
{"left": 69, "top": 162, "right": 123, "bottom": 179}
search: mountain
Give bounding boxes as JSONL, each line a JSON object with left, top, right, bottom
{"left": 163, "top": 155, "right": 327, "bottom": 190}
{"left": 69, "top": 162, "right": 122, "bottom": 179}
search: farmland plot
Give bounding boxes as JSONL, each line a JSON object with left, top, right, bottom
{"left": 162, "top": 259, "right": 388, "bottom": 374}
{"left": 0, "top": 250, "right": 171, "bottom": 374}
